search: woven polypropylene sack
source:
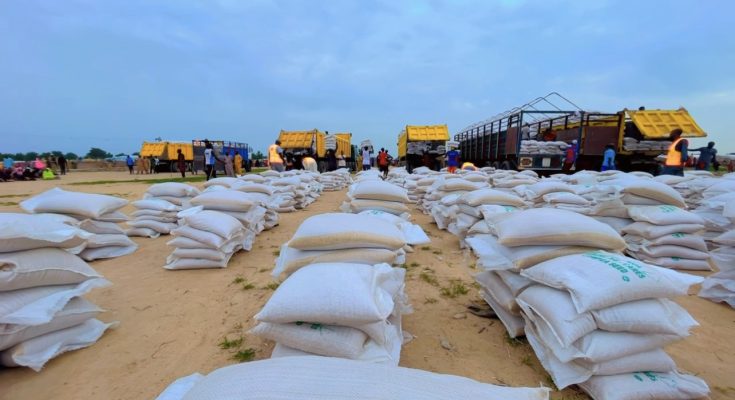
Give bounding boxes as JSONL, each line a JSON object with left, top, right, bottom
{"left": 0, "top": 213, "right": 90, "bottom": 253}
{"left": 0, "top": 318, "right": 116, "bottom": 371}
{"left": 521, "top": 251, "right": 703, "bottom": 313}
{"left": 0, "top": 297, "right": 101, "bottom": 351}
{"left": 178, "top": 356, "right": 550, "bottom": 400}
{"left": 491, "top": 209, "right": 626, "bottom": 250}
{"left": 20, "top": 188, "right": 127, "bottom": 219}
{"left": 250, "top": 321, "right": 368, "bottom": 359}
{"left": 578, "top": 371, "right": 709, "bottom": 400}
{"left": 0, "top": 248, "right": 100, "bottom": 291}
{"left": 288, "top": 213, "right": 406, "bottom": 251}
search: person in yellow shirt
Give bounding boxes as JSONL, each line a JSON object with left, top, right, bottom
{"left": 234, "top": 152, "right": 243, "bottom": 175}
{"left": 268, "top": 140, "right": 285, "bottom": 172}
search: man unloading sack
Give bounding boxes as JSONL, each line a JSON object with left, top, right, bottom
{"left": 269, "top": 140, "right": 285, "bottom": 172}
{"left": 661, "top": 128, "right": 688, "bottom": 176}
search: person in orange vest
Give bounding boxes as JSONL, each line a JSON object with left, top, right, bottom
{"left": 661, "top": 128, "right": 688, "bottom": 176}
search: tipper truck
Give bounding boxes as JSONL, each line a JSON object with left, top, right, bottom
{"left": 455, "top": 94, "right": 706, "bottom": 173}
{"left": 397, "top": 124, "right": 450, "bottom": 172}
{"left": 139, "top": 141, "right": 194, "bottom": 173}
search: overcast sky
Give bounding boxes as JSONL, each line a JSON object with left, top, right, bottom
{"left": 2, "top": 0, "right": 734, "bottom": 156}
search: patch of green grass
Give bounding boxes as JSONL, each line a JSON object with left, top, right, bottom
{"left": 419, "top": 270, "right": 439, "bottom": 287}
{"left": 232, "top": 348, "right": 256, "bottom": 362}
{"left": 272, "top": 249, "right": 280, "bottom": 256}
{"left": 242, "top": 282, "right": 255, "bottom": 290}
{"left": 432, "top": 249, "right": 443, "bottom": 255}
{"left": 409, "top": 262, "right": 420, "bottom": 268}
{"left": 0, "top": 194, "right": 25, "bottom": 199}
{"left": 420, "top": 246, "right": 431, "bottom": 251}
{"left": 218, "top": 336, "right": 243, "bottom": 350}
{"left": 263, "top": 282, "right": 279, "bottom": 290}
{"left": 0, "top": 201, "right": 18, "bottom": 206}
{"left": 543, "top": 374, "right": 558, "bottom": 391}
{"left": 468, "top": 263, "right": 476, "bottom": 270}
{"left": 424, "top": 297, "right": 438, "bottom": 304}
{"left": 258, "top": 268, "right": 269, "bottom": 273}
{"left": 440, "top": 280, "right": 469, "bottom": 298}
{"left": 398, "top": 263, "right": 408, "bottom": 269}
{"left": 520, "top": 355, "right": 533, "bottom": 367}
{"left": 69, "top": 176, "right": 206, "bottom": 186}
{"left": 471, "top": 282, "right": 481, "bottom": 290}
{"left": 231, "top": 276, "right": 245, "bottom": 285}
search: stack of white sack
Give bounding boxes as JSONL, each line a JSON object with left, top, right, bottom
{"left": 422, "top": 176, "right": 487, "bottom": 215}
{"left": 623, "top": 205, "right": 710, "bottom": 270}
{"left": 410, "top": 174, "right": 439, "bottom": 207}
{"left": 341, "top": 180, "right": 411, "bottom": 217}
{"left": 517, "top": 251, "right": 708, "bottom": 398}
{"left": 127, "top": 182, "right": 201, "bottom": 238}
{"left": 198, "top": 176, "right": 280, "bottom": 229}
{"left": 445, "top": 189, "right": 526, "bottom": 244}
{"left": 268, "top": 172, "right": 322, "bottom": 212}
{"left": 519, "top": 140, "right": 568, "bottom": 155}
{"left": 273, "top": 213, "right": 409, "bottom": 280}
{"left": 320, "top": 168, "right": 352, "bottom": 191}
{"left": 622, "top": 137, "right": 672, "bottom": 151}
{"left": 188, "top": 190, "right": 265, "bottom": 246}
{"left": 489, "top": 170, "right": 540, "bottom": 191}
{"left": 164, "top": 209, "right": 246, "bottom": 270}
{"left": 466, "top": 209, "right": 627, "bottom": 339}
{"left": 20, "top": 188, "right": 136, "bottom": 261}
{"left": 0, "top": 213, "right": 115, "bottom": 371}
{"left": 690, "top": 179, "right": 735, "bottom": 242}
{"left": 155, "top": 356, "right": 551, "bottom": 400}
{"left": 666, "top": 172, "right": 720, "bottom": 208}
{"left": 252, "top": 262, "right": 409, "bottom": 364}
{"left": 699, "top": 198, "right": 735, "bottom": 307}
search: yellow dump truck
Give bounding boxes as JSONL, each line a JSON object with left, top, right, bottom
{"left": 332, "top": 132, "right": 353, "bottom": 159}
{"left": 139, "top": 141, "right": 194, "bottom": 172}
{"left": 397, "top": 124, "right": 450, "bottom": 171}
{"left": 278, "top": 129, "right": 326, "bottom": 157}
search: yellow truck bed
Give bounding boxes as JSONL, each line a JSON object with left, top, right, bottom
{"left": 278, "top": 129, "right": 326, "bottom": 157}
{"left": 626, "top": 108, "right": 706, "bottom": 139}
{"left": 334, "top": 133, "right": 352, "bottom": 158}
{"left": 398, "top": 125, "right": 449, "bottom": 157}
{"left": 139, "top": 142, "right": 193, "bottom": 160}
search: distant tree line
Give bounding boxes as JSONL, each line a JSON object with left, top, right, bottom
{"left": 1, "top": 147, "right": 116, "bottom": 161}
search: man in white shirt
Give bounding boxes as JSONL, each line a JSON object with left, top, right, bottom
{"left": 269, "top": 140, "right": 285, "bottom": 172}
{"left": 361, "top": 147, "right": 371, "bottom": 170}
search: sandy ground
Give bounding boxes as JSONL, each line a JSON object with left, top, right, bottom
{"left": 0, "top": 171, "right": 734, "bottom": 400}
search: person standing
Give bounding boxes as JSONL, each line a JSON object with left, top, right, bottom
{"left": 694, "top": 142, "right": 717, "bottom": 171}
{"left": 234, "top": 152, "right": 243, "bottom": 175}
{"left": 361, "top": 146, "right": 371, "bottom": 171}
{"left": 142, "top": 156, "right": 150, "bottom": 174}
{"left": 177, "top": 149, "right": 186, "bottom": 178}
{"left": 323, "top": 149, "right": 334, "bottom": 171}
{"left": 446, "top": 148, "right": 459, "bottom": 173}
{"left": 268, "top": 140, "right": 285, "bottom": 172}
{"left": 377, "top": 148, "right": 390, "bottom": 179}
{"left": 224, "top": 151, "right": 235, "bottom": 177}
{"left": 58, "top": 154, "right": 67, "bottom": 175}
{"left": 203, "top": 140, "right": 219, "bottom": 180}
{"left": 521, "top": 123, "right": 531, "bottom": 140}
{"left": 661, "top": 129, "right": 688, "bottom": 176}
{"left": 601, "top": 144, "right": 616, "bottom": 171}
{"left": 563, "top": 144, "right": 576, "bottom": 172}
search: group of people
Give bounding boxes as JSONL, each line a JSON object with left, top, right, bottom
{"left": 125, "top": 155, "right": 161, "bottom": 175}
{"left": 599, "top": 129, "right": 726, "bottom": 176}
{"left": 202, "top": 140, "right": 247, "bottom": 180}
{"left": 1, "top": 155, "right": 67, "bottom": 182}
{"left": 267, "top": 140, "right": 348, "bottom": 173}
